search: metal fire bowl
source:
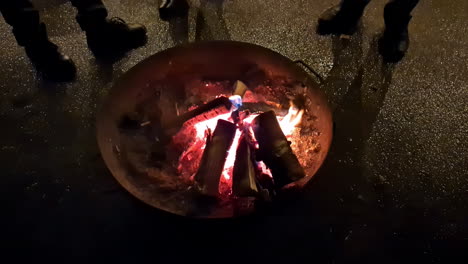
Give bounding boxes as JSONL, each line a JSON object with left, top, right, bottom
{"left": 97, "top": 41, "right": 332, "bottom": 218}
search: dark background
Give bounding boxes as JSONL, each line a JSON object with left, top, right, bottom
{"left": 1, "top": 0, "right": 467, "bottom": 263}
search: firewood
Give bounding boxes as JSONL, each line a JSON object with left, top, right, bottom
{"left": 232, "top": 80, "right": 248, "bottom": 97}
{"left": 166, "top": 96, "right": 232, "bottom": 130}
{"left": 251, "top": 111, "right": 305, "bottom": 187}
{"left": 194, "top": 119, "right": 237, "bottom": 196}
{"left": 232, "top": 134, "right": 258, "bottom": 197}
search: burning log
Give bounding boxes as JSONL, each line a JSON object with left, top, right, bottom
{"left": 194, "top": 119, "right": 237, "bottom": 196}
{"left": 167, "top": 96, "right": 232, "bottom": 130}
{"left": 232, "top": 134, "right": 258, "bottom": 197}
{"left": 252, "top": 111, "right": 305, "bottom": 187}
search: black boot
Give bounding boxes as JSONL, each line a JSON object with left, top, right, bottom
{"left": 317, "top": 0, "right": 369, "bottom": 36}
{"left": 378, "top": 0, "right": 418, "bottom": 62}
{"left": 24, "top": 24, "right": 76, "bottom": 81}
{"left": 85, "top": 17, "right": 147, "bottom": 60}
{"left": 378, "top": 20, "right": 410, "bottom": 63}
{"left": 159, "top": 0, "right": 189, "bottom": 21}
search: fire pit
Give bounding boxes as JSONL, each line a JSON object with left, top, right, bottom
{"left": 97, "top": 41, "right": 332, "bottom": 218}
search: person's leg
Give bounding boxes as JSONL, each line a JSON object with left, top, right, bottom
{"left": 0, "top": 1, "right": 76, "bottom": 81}
{"left": 69, "top": 0, "right": 107, "bottom": 30}
{"left": 379, "top": 0, "right": 419, "bottom": 62}
{"left": 69, "top": 0, "right": 147, "bottom": 60}
{"left": 159, "top": 0, "right": 189, "bottom": 21}
{"left": 317, "top": 0, "right": 371, "bottom": 35}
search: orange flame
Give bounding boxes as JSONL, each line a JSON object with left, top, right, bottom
{"left": 279, "top": 104, "right": 304, "bottom": 137}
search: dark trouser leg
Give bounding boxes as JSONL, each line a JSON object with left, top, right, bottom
{"left": 0, "top": 1, "right": 76, "bottom": 81}
{"left": 69, "top": 0, "right": 108, "bottom": 31}
{"left": 384, "top": 0, "right": 419, "bottom": 32}
{"left": 0, "top": 1, "right": 43, "bottom": 47}
{"left": 340, "top": 0, "right": 371, "bottom": 19}
{"left": 317, "top": 0, "right": 371, "bottom": 35}
{"left": 159, "top": 0, "right": 190, "bottom": 21}
{"left": 379, "top": 0, "right": 419, "bottom": 62}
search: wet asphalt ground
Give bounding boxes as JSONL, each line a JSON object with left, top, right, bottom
{"left": 1, "top": 0, "right": 467, "bottom": 263}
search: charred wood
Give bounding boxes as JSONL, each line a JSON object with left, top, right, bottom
{"left": 252, "top": 110, "right": 305, "bottom": 187}
{"left": 232, "top": 135, "right": 258, "bottom": 197}
{"left": 194, "top": 119, "right": 237, "bottom": 196}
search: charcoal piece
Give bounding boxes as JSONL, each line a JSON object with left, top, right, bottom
{"left": 251, "top": 110, "right": 305, "bottom": 187}
{"left": 239, "top": 110, "right": 251, "bottom": 120}
{"left": 194, "top": 119, "right": 237, "bottom": 196}
{"left": 167, "top": 96, "right": 232, "bottom": 130}
{"left": 231, "top": 110, "right": 240, "bottom": 124}
{"left": 231, "top": 110, "right": 251, "bottom": 125}
{"left": 232, "top": 135, "right": 258, "bottom": 197}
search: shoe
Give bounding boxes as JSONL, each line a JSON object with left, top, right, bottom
{"left": 379, "top": 14, "right": 412, "bottom": 63}
{"left": 317, "top": 4, "right": 365, "bottom": 36}
{"left": 159, "top": 0, "right": 189, "bottom": 21}
{"left": 86, "top": 17, "right": 147, "bottom": 59}
{"left": 25, "top": 41, "right": 76, "bottom": 82}
{"left": 378, "top": 27, "right": 409, "bottom": 63}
